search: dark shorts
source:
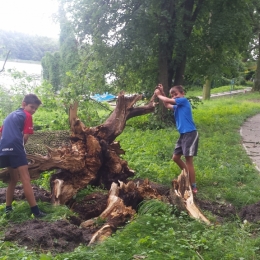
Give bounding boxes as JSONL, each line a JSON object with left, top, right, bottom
{"left": 0, "top": 154, "right": 28, "bottom": 168}
{"left": 174, "top": 131, "right": 199, "bottom": 157}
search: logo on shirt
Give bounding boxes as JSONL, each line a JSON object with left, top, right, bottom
{"left": 2, "top": 148, "right": 14, "bottom": 151}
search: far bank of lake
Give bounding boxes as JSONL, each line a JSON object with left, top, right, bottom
{"left": 0, "top": 60, "right": 42, "bottom": 88}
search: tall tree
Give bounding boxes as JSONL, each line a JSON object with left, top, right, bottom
{"left": 41, "top": 52, "right": 61, "bottom": 92}
{"left": 255, "top": 33, "right": 260, "bottom": 91}
{"left": 186, "top": 1, "right": 253, "bottom": 99}
{"left": 58, "top": 0, "right": 255, "bottom": 109}
{"left": 59, "top": 6, "right": 80, "bottom": 88}
{"left": 0, "top": 30, "right": 59, "bottom": 61}
{"left": 250, "top": 1, "right": 260, "bottom": 91}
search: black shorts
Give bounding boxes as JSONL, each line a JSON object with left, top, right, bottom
{"left": 0, "top": 154, "right": 28, "bottom": 168}
{"left": 174, "top": 131, "right": 199, "bottom": 156}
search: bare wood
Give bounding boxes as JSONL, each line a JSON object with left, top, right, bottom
{"left": 170, "top": 169, "right": 210, "bottom": 224}
{"left": 0, "top": 50, "right": 11, "bottom": 73}
{"left": 82, "top": 179, "right": 162, "bottom": 245}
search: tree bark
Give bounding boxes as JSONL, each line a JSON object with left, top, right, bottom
{"left": 253, "top": 32, "right": 260, "bottom": 91}
{"left": 202, "top": 77, "right": 212, "bottom": 100}
{"left": 0, "top": 93, "right": 210, "bottom": 244}
{"left": 0, "top": 93, "right": 156, "bottom": 204}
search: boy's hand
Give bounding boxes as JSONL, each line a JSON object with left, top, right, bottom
{"left": 157, "top": 84, "right": 164, "bottom": 93}
{"left": 154, "top": 89, "right": 161, "bottom": 96}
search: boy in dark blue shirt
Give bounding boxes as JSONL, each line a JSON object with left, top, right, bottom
{"left": 154, "top": 84, "right": 199, "bottom": 194}
{"left": 0, "top": 94, "right": 46, "bottom": 217}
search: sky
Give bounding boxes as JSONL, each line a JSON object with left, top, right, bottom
{"left": 0, "top": 0, "right": 60, "bottom": 38}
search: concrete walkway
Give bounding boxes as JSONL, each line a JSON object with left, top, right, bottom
{"left": 197, "top": 87, "right": 252, "bottom": 99}
{"left": 240, "top": 114, "right": 260, "bottom": 172}
{"left": 197, "top": 87, "right": 260, "bottom": 172}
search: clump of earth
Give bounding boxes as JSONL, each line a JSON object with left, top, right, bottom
{"left": 0, "top": 185, "right": 259, "bottom": 254}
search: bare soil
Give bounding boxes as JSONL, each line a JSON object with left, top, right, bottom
{"left": 1, "top": 185, "right": 260, "bottom": 254}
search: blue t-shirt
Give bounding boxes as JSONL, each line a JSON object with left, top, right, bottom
{"left": 173, "top": 97, "right": 196, "bottom": 134}
{"left": 0, "top": 108, "right": 33, "bottom": 156}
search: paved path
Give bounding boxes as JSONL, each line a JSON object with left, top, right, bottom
{"left": 240, "top": 114, "right": 260, "bottom": 172}
{"left": 197, "top": 87, "right": 252, "bottom": 99}
{"left": 196, "top": 87, "right": 260, "bottom": 171}
{"left": 197, "top": 87, "right": 259, "bottom": 172}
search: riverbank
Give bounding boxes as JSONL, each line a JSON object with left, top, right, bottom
{"left": 0, "top": 59, "right": 41, "bottom": 64}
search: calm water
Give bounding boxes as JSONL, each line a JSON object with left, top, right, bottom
{"left": 0, "top": 61, "right": 42, "bottom": 88}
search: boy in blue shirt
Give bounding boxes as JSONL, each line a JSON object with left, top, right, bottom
{"left": 154, "top": 84, "right": 199, "bottom": 194}
{"left": 0, "top": 94, "right": 46, "bottom": 217}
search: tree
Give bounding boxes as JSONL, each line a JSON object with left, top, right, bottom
{"left": 0, "top": 30, "right": 59, "bottom": 61}
{"left": 255, "top": 34, "right": 260, "bottom": 91}
{"left": 251, "top": 1, "right": 260, "bottom": 91}
{"left": 41, "top": 52, "right": 61, "bottom": 92}
{"left": 59, "top": 6, "right": 80, "bottom": 88}
{"left": 0, "top": 94, "right": 210, "bottom": 243}
{"left": 186, "top": 1, "right": 253, "bottom": 99}
{"left": 40, "top": 7, "right": 81, "bottom": 92}
{"left": 58, "top": 0, "right": 255, "bottom": 113}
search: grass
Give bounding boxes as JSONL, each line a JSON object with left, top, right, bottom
{"left": 186, "top": 85, "right": 246, "bottom": 97}
{"left": 1, "top": 88, "right": 260, "bottom": 259}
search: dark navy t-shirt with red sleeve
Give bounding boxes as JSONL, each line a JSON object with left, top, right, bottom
{"left": 0, "top": 108, "right": 33, "bottom": 156}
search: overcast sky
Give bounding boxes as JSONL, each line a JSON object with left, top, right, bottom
{"left": 0, "top": 0, "right": 60, "bottom": 38}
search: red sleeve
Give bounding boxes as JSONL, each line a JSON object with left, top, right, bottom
{"left": 23, "top": 110, "right": 34, "bottom": 134}
{"left": 0, "top": 126, "right": 2, "bottom": 133}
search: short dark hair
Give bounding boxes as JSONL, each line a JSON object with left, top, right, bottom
{"left": 23, "top": 94, "right": 42, "bottom": 105}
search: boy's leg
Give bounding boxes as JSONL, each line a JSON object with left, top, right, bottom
{"left": 172, "top": 154, "right": 188, "bottom": 172}
{"left": 6, "top": 167, "right": 20, "bottom": 206}
{"left": 185, "top": 156, "right": 195, "bottom": 185}
{"left": 17, "top": 165, "right": 37, "bottom": 207}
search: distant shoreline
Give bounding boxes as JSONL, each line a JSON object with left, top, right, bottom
{"left": 0, "top": 59, "right": 41, "bottom": 65}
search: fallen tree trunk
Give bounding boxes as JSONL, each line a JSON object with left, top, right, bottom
{"left": 0, "top": 92, "right": 209, "bottom": 238}
{"left": 0, "top": 93, "right": 156, "bottom": 204}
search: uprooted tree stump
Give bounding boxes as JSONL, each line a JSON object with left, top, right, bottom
{"left": 0, "top": 92, "right": 209, "bottom": 243}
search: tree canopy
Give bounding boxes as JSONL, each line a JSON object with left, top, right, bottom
{"left": 58, "top": 1, "right": 253, "bottom": 89}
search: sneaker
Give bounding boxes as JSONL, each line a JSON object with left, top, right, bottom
{"left": 192, "top": 187, "right": 198, "bottom": 194}
{"left": 5, "top": 208, "right": 13, "bottom": 214}
{"left": 33, "top": 210, "right": 47, "bottom": 218}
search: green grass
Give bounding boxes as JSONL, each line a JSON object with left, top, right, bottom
{"left": 1, "top": 89, "right": 260, "bottom": 259}
{"left": 186, "top": 85, "right": 246, "bottom": 97}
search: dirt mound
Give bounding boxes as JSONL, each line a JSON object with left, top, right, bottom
{"left": 196, "top": 198, "right": 237, "bottom": 219}
{"left": 4, "top": 219, "right": 90, "bottom": 253}
{"left": 1, "top": 185, "right": 260, "bottom": 254}
{"left": 0, "top": 185, "right": 51, "bottom": 204}
{"left": 70, "top": 192, "right": 108, "bottom": 221}
{"left": 239, "top": 201, "right": 260, "bottom": 222}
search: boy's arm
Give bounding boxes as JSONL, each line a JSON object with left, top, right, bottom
{"left": 155, "top": 90, "right": 176, "bottom": 104}
{"left": 154, "top": 90, "right": 175, "bottom": 110}
{"left": 23, "top": 134, "right": 30, "bottom": 145}
{"left": 157, "top": 84, "right": 166, "bottom": 96}
{"left": 157, "top": 85, "right": 172, "bottom": 109}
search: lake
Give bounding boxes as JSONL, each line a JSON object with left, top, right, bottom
{"left": 0, "top": 60, "right": 42, "bottom": 88}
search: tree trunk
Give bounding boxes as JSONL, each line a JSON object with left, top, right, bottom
{"left": 0, "top": 93, "right": 157, "bottom": 204}
{"left": 173, "top": 0, "right": 204, "bottom": 86}
{"left": 0, "top": 93, "right": 210, "bottom": 243}
{"left": 202, "top": 77, "right": 212, "bottom": 100}
{"left": 156, "top": 0, "right": 176, "bottom": 121}
{"left": 253, "top": 32, "right": 260, "bottom": 91}
{"left": 174, "top": 57, "right": 186, "bottom": 85}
